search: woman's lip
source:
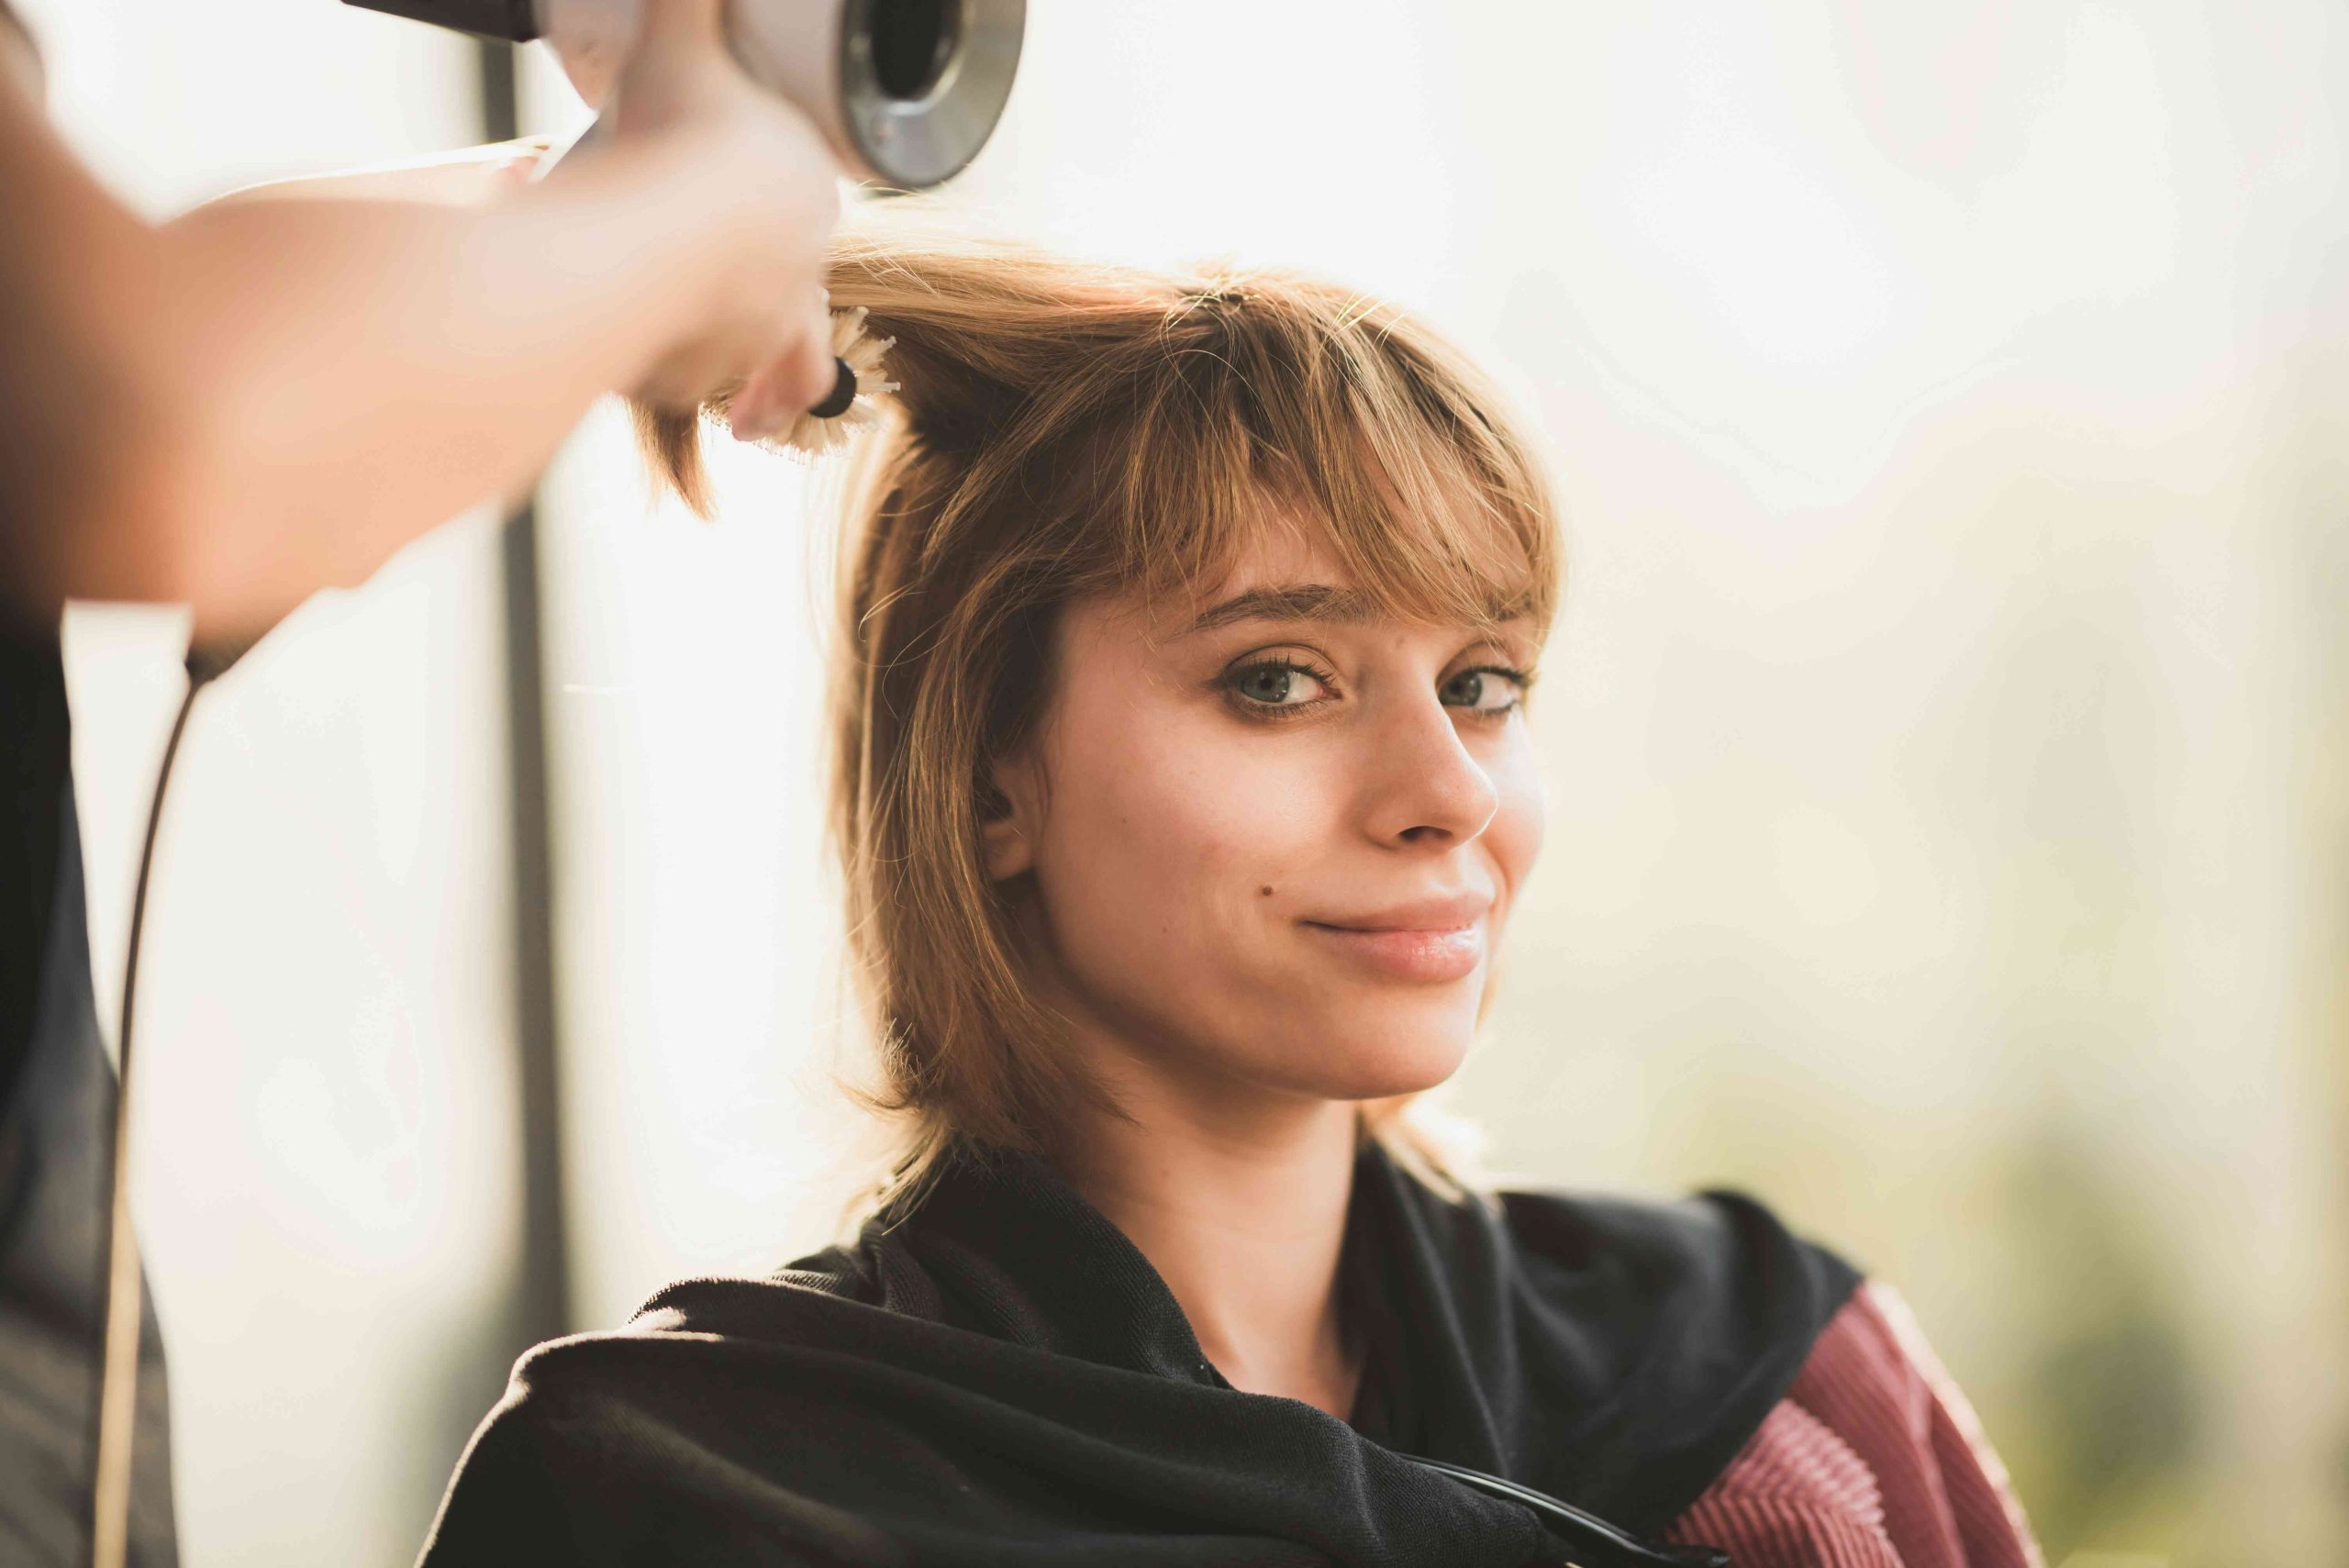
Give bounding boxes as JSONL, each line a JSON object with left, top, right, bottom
{"left": 1301, "top": 920, "right": 1484, "bottom": 982}
{"left": 1315, "top": 892, "right": 1492, "bottom": 929}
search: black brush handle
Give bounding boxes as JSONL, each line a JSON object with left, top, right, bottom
{"left": 340, "top": 0, "right": 540, "bottom": 42}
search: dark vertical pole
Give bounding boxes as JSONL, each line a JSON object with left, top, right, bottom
{"left": 475, "top": 33, "right": 521, "bottom": 146}
{"left": 477, "top": 37, "right": 572, "bottom": 1344}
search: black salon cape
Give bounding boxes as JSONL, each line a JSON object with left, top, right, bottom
{"left": 418, "top": 1136, "right": 1858, "bottom": 1568}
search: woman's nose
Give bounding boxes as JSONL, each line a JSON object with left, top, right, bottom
{"left": 1357, "top": 693, "right": 1500, "bottom": 848}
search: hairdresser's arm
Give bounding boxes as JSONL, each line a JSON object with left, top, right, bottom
{"left": 0, "top": 0, "right": 833, "bottom": 646}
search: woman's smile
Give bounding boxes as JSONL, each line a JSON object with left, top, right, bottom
{"left": 1297, "top": 886, "right": 1494, "bottom": 982}
{"left": 1298, "top": 918, "right": 1485, "bottom": 983}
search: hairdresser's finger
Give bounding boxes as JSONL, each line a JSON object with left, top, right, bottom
{"left": 729, "top": 308, "right": 838, "bottom": 439}
{"left": 536, "top": 0, "right": 630, "bottom": 109}
{"left": 727, "top": 288, "right": 836, "bottom": 434}
{"left": 634, "top": 0, "right": 726, "bottom": 43}
{"left": 726, "top": 361, "right": 800, "bottom": 441}
{"left": 783, "top": 300, "right": 843, "bottom": 407}
{"left": 631, "top": 328, "right": 726, "bottom": 409}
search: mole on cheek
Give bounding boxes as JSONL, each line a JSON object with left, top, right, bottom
{"left": 1258, "top": 885, "right": 1275, "bottom": 897}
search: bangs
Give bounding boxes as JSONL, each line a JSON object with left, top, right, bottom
{"left": 1041, "top": 273, "right": 1560, "bottom": 642}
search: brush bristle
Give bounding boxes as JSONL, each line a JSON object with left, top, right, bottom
{"left": 744, "top": 306, "right": 902, "bottom": 460}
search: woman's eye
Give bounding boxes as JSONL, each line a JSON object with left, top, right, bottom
{"left": 1441, "top": 667, "right": 1527, "bottom": 716}
{"left": 1228, "top": 661, "right": 1332, "bottom": 709}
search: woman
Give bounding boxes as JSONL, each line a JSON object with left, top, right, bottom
{"left": 419, "top": 229, "right": 2045, "bottom": 1568}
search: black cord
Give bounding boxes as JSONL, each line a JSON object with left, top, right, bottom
{"left": 88, "top": 654, "right": 213, "bottom": 1568}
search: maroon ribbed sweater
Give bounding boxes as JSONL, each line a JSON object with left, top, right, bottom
{"left": 1659, "top": 1282, "right": 2045, "bottom": 1568}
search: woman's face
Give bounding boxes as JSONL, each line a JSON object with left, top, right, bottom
{"left": 985, "top": 523, "right": 1547, "bottom": 1112}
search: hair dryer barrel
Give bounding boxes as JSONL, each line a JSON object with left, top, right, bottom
{"left": 731, "top": 0, "right": 1023, "bottom": 188}
{"left": 340, "top": 0, "right": 1024, "bottom": 189}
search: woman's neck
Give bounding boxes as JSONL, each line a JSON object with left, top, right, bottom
{"left": 1053, "top": 1071, "right": 1368, "bottom": 1421}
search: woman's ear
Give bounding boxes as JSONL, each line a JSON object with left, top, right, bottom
{"left": 980, "top": 751, "right": 1042, "bottom": 881}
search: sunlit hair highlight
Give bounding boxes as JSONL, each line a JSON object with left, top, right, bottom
{"left": 636, "top": 222, "right": 1561, "bottom": 1223}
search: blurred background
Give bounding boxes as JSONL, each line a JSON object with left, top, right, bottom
{"left": 17, "top": 0, "right": 2346, "bottom": 1564}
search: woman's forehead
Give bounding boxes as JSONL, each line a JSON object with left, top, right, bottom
{"left": 1109, "top": 527, "right": 1341, "bottom": 639}
{"left": 1104, "top": 581, "right": 1540, "bottom": 658}
{"left": 1155, "top": 524, "right": 1540, "bottom": 644}
{"left": 1187, "top": 522, "right": 1355, "bottom": 606}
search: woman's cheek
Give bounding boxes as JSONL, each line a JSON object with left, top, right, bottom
{"left": 1138, "top": 752, "right": 1303, "bottom": 913}
{"left": 1058, "top": 715, "right": 1259, "bottom": 910}
{"left": 1487, "top": 733, "right": 1548, "bottom": 906}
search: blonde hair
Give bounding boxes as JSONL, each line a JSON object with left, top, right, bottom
{"left": 638, "top": 225, "right": 1562, "bottom": 1222}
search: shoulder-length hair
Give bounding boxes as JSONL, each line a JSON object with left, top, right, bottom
{"left": 639, "top": 222, "right": 1562, "bottom": 1224}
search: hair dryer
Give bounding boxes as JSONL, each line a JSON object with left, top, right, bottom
{"left": 342, "top": 0, "right": 1023, "bottom": 188}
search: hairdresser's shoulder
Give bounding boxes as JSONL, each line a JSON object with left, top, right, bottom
{"left": 1486, "top": 1174, "right": 1864, "bottom": 1318}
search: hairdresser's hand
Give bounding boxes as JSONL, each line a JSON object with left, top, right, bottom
{"left": 2, "top": 0, "right": 837, "bottom": 639}
{"left": 596, "top": 0, "right": 841, "bottom": 436}
{"left": 540, "top": 0, "right": 630, "bottom": 111}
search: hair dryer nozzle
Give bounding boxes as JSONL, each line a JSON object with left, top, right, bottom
{"left": 345, "top": 0, "right": 1024, "bottom": 190}
{"left": 735, "top": 0, "right": 1025, "bottom": 189}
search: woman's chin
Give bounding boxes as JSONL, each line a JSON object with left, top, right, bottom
{"left": 1292, "top": 1018, "right": 1475, "bottom": 1102}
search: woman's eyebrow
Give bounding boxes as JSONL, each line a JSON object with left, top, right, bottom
{"left": 1184, "top": 583, "right": 1377, "bottom": 636}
